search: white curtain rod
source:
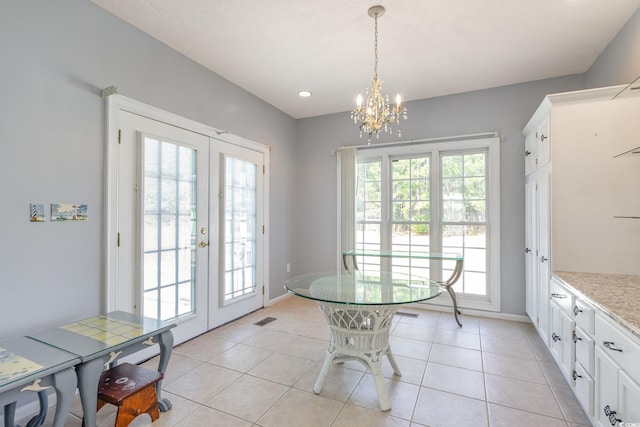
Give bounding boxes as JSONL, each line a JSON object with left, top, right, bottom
{"left": 332, "top": 131, "right": 501, "bottom": 155}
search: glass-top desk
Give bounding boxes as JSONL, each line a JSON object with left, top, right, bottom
{"left": 28, "top": 311, "right": 175, "bottom": 427}
{"left": 1, "top": 336, "right": 78, "bottom": 427}
{"left": 342, "top": 250, "right": 464, "bottom": 327}
{"left": 285, "top": 270, "right": 441, "bottom": 411}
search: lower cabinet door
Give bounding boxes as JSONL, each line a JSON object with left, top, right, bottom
{"left": 574, "top": 326, "right": 594, "bottom": 375}
{"left": 560, "top": 310, "right": 575, "bottom": 382}
{"left": 595, "top": 347, "right": 620, "bottom": 427}
{"left": 572, "top": 362, "right": 594, "bottom": 417}
{"left": 619, "top": 370, "right": 640, "bottom": 425}
{"left": 550, "top": 302, "right": 563, "bottom": 364}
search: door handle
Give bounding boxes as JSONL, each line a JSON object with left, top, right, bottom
{"left": 199, "top": 240, "right": 209, "bottom": 248}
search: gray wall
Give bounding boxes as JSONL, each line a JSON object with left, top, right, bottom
{"left": 585, "top": 7, "right": 640, "bottom": 88}
{"left": 0, "top": 0, "right": 297, "bottom": 339}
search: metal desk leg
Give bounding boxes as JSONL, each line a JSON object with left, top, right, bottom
{"left": 342, "top": 254, "right": 359, "bottom": 272}
{"left": 444, "top": 285, "right": 462, "bottom": 328}
{"left": 439, "top": 259, "right": 464, "bottom": 327}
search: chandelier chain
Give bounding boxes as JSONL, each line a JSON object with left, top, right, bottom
{"left": 373, "top": 13, "right": 378, "bottom": 79}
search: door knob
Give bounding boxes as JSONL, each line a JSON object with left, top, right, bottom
{"left": 199, "top": 240, "right": 209, "bottom": 248}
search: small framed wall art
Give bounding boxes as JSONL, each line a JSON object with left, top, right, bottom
{"left": 30, "top": 203, "right": 45, "bottom": 222}
{"left": 51, "top": 203, "right": 88, "bottom": 222}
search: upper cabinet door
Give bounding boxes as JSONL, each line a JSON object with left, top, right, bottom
{"left": 536, "top": 117, "right": 551, "bottom": 169}
{"left": 524, "top": 131, "right": 537, "bottom": 175}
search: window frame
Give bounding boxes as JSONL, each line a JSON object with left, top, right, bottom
{"left": 353, "top": 136, "right": 501, "bottom": 312}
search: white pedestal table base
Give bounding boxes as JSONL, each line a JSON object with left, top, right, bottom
{"left": 313, "top": 302, "right": 401, "bottom": 411}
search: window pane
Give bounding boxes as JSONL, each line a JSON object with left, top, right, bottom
{"left": 464, "top": 153, "right": 485, "bottom": 176}
{"left": 442, "top": 155, "right": 462, "bottom": 178}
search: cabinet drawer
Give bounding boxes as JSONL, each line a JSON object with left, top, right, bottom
{"left": 595, "top": 314, "right": 640, "bottom": 382}
{"left": 550, "top": 278, "right": 574, "bottom": 313}
{"left": 573, "top": 362, "right": 594, "bottom": 417}
{"left": 574, "top": 326, "right": 594, "bottom": 375}
{"left": 572, "top": 298, "right": 594, "bottom": 334}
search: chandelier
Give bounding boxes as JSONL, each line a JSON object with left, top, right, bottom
{"left": 351, "top": 5, "right": 407, "bottom": 141}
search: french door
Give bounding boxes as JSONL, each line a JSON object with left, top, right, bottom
{"left": 209, "top": 140, "right": 264, "bottom": 327}
{"left": 117, "top": 111, "right": 209, "bottom": 345}
{"left": 110, "top": 104, "right": 266, "bottom": 346}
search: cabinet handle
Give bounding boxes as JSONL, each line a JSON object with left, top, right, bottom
{"left": 525, "top": 248, "right": 531, "bottom": 253}
{"left": 524, "top": 150, "right": 531, "bottom": 157}
{"left": 540, "top": 134, "right": 548, "bottom": 142}
{"left": 604, "top": 405, "right": 622, "bottom": 425}
{"left": 572, "top": 370, "right": 582, "bottom": 381}
{"left": 540, "top": 256, "right": 548, "bottom": 263}
{"left": 572, "top": 305, "right": 583, "bottom": 316}
{"left": 572, "top": 331, "right": 582, "bottom": 343}
{"left": 552, "top": 332, "right": 561, "bottom": 342}
{"left": 603, "top": 341, "right": 623, "bottom": 352}
{"left": 551, "top": 293, "right": 567, "bottom": 299}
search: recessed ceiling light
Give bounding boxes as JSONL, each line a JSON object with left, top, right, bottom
{"left": 298, "top": 90, "right": 312, "bottom": 98}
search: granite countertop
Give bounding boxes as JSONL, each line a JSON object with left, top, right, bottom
{"left": 554, "top": 271, "right": 640, "bottom": 340}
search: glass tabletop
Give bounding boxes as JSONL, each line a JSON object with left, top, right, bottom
{"left": 28, "top": 311, "right": 175, "bottom": 362}
{"left": 284, "top": 271, "right": 442, "bottom": 305}
{"left": 342, "top": 249, "right": 463, "bottom": 260}
{"left": 0, "top": 336, "right": 79, "bottom": 392}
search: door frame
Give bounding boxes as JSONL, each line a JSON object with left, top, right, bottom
{"left": 104, "top": 93, "right": 270, "bottom": 324}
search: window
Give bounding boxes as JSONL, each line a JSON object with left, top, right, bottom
{"left": 352, "top": 136, "right": 500, "bottom": 311}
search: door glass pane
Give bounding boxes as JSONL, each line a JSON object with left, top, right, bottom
{"left": 223, "top": 156, "right": 257, "bottom": 303}
{"left": 143, "top": 136, "right": 197, "bottom": 321}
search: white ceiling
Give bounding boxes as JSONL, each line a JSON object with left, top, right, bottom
{"left": 91, "top": 0, "right": 640, "bottom": 119}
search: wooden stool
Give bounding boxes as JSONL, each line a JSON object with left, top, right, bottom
{"left": 86, "top": 363, "right": 164, "bottom": 427}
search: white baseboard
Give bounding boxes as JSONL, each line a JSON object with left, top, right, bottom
{"left": 404, "top": 302, "right": 531, "bottom": 323}
{"left": 266, "top": 292, "right": 293, "bottom": 306}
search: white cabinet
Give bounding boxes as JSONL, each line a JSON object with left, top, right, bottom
{"left": 593, "top": 313, "right": 640, "bottom": 426}
{"left": 523, "top": 84, "right": 635, "bottom": 345}
{"left": 595, "top": 346, "right": 640, "bottom": 427}
{"left": 545, "top": 277, "right": 640, "bottom": 425}
{"left": 525, "top": 167, "right": 551, "bottom": 344}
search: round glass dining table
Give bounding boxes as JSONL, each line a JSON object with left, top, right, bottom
{"left": 284, "top": 270, "right": 441, "bottom": 411}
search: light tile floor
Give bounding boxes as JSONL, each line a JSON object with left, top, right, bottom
{"left": 27, "top": 297, "right": 592, "bottom": 426}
